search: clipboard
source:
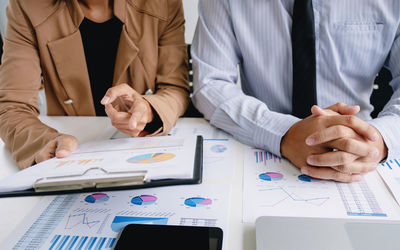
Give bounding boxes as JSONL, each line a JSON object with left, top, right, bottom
{"left": 0, "top": 136, "right": 203, "bottom": 198}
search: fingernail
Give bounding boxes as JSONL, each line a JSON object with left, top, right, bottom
{"left": 101, "top": 96, "right": 110, "bottom": 105}
{"left": 369, "top": 148, "right": 379, "bottom": 159}
{"left": 306, "top": 137, "right": 315, "bottom": 145}
{"left": 301, "top": 167, "right": 309, "bottom": 175}
{"left": 371, "top": 133, "right": 379, "bottom": 142}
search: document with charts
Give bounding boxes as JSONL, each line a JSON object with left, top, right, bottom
{"left": 1, "top": 184, "right": 231, "bottom": 250}
{"left": 0, "top": 136, "right": 198, "bottom": 193}
{"left": 377, "top": 158, "right": 400, "bottom": 206}
{"left": 1, "top": 121, "right": 239, "bottom": 250}
{"left": 243, "top": 146, "right": 400, "bottom": 223}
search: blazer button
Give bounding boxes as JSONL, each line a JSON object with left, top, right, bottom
{"left": 145, "top": 89, "right": 153, "bottom": 95}
{"left": 64, "top": 99, "right": 73, "bottom": 105}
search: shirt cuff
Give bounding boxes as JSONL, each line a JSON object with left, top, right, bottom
{"left": 368, "top": 115, "right": 400, "bottom": 161}
{"left": 253, "top": 112, "right": 300, "bottom": 157}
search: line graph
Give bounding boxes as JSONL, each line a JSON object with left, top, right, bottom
{"left": 258, "top": 186, "right": 330, "bottom": 207}
{"left": 64, "top": 213, "right": 102, "bottom": 229}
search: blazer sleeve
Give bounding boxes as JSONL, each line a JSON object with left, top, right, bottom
{"left": 142, "top": 0, "right": 190, "bottom": 135}
{"left": 0, "top": 0, "right": 61, "bottom": 169}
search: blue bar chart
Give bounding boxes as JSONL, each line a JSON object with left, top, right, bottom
{"left": 49, "top": 235, "right": 115, "bottom": 250}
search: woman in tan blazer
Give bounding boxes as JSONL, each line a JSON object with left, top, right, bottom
{"left": 0, "top": 0, "right": 189, "bottom": 169}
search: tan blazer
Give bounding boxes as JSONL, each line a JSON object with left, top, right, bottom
{"left": 0, "top": 0, "right": 189, "bottom": 169}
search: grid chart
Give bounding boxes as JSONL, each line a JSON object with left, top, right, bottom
{"left": 12, "top": 195, "right": 79, "bottom": 250}
{"left": 48, "top": 235, "right": 115, "bottom": 250}
{"left": 336, "top": 180, "right": 387, "bottom": 217}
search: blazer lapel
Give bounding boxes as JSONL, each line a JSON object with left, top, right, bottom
{"left": 113, "top": 26, "right": 140, "bottom": 85}
{"left": 47, "top": 30, "right": 96, "bottom": 116}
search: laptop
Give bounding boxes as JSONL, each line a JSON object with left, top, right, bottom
{"left": 255, "top": 216, "right": 400, "bottom": 250}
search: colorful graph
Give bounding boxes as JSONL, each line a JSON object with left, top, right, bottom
{"left": 131, "top": 195, "right": 157, "bottom": 205}
{"left": 64, "top": 213, "right": 101, "bottom": 229}
{"left": 211, "top": 145, "right": 227, "bottom": 153}
{"left": 254, "top": 150, "right": 281, "bottom": 164}
{"left": 298, "top": 174, "right": 320, "bottom": 182}
{"left": 111, "top": 216, "right": 168, "bottom": 232}
{"left": 259, "top": 172, "right": 284, "bottom": 181}
{"left": 184, "top": 197, "right": 212, "bottom": 207}
{"left": 259, "top": 187, "right": 330, "bottom": 207}
{"left": 49, "top": 235, "right": 115, "bottom": 250}
{"left": 127, "top": 153, "right": 175, "bottom": 164}
{"left": 84, "top": 193, "right": 109, "bottom": 204}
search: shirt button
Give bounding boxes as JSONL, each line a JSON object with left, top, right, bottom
{"left": 64, "top": 99, "right": 73, "bottom": 105}
{"left": 145, "top": 89, "right": 153, "bottom": 95}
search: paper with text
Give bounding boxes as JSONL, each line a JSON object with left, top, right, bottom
{"left": 243, "top": 146, "right": 400, "bottom": 223}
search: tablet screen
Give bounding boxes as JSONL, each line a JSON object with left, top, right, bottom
{"left": 114, "top": 224, "right": 223, "bottom": 250}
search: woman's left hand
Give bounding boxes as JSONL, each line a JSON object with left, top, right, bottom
{"left": 101, "top": 83, "right": 154, "bottom": 137}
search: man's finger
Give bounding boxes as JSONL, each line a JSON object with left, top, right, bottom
{"left": 306, "top": 125, "right": 354, "bottom": 145}
{"left": 301, "top": 166, "right": 362, "bottom": 183}
{"left": 321, "top": 115, "right": 379, "bottom": 142}
{"left": 325, "top": 138, "right": 379, "bottom": 158}
{"left": 332, "top": 162, "right": 377, "bottom": 175}
{"left": 307, "top": 151, "right": 358, "bottom": 167}
{"left": 312, "top": 103, "right": 360, "bottom": 116}
{"left": 55, "top": 135, "right": 78, "bottom": 158}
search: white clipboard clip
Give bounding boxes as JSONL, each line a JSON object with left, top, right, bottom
{"left": 33, "top": 167, "right": 148, "bottom": 193}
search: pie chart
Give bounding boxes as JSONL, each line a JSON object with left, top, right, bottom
{"left": 184, "top": 197, "right": 212, "bottom": 207}
{"left": 298, "top": 174, "right": 320, "bottom": 182}
{"left": 131, "top": 195, "right": 157, "bottom": 205}
{"left": 259, "top": 172, "right": 284, "bottom": 181}
{"left": 127, "top": 153, "right": 175, "bottom": 164}
{"left": 84, "top": 193, "right": 109, "bottom": 203}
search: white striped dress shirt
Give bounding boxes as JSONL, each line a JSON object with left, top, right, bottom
{"left": 192, "top": 0, "right": 400, "bottom": 160}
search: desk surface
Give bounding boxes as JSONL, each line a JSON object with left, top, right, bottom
{"left": 0, "top": 117, "right": 256, "bottom": 250}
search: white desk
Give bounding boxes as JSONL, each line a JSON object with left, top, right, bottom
{"left": 0, "top": 117, "right": 256, "bottom": 250}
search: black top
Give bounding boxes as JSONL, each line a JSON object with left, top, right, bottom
{"left": 80, "top": 16, "right": 123, "bottom": 116}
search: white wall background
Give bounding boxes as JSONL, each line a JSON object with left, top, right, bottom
{"left": 182, "top": 0, "right": 199, "bottom": 44}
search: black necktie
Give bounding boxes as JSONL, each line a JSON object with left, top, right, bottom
{"left": 291, "top": 0, "right": 317, "bottom": 119}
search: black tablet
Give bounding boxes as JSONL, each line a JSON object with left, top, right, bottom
{"left": 114, "top": 224, "right": 223, "bottom": 250}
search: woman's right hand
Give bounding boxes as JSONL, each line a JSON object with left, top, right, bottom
{"left": 35, "top": 134, "right": 78, "bottom": 164}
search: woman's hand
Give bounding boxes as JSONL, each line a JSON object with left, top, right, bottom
{"left": 35, "top": 134, "right": 78, "bottom": 164}
{"left": 101, "top": 84, "right": 155, "bottom": 137}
